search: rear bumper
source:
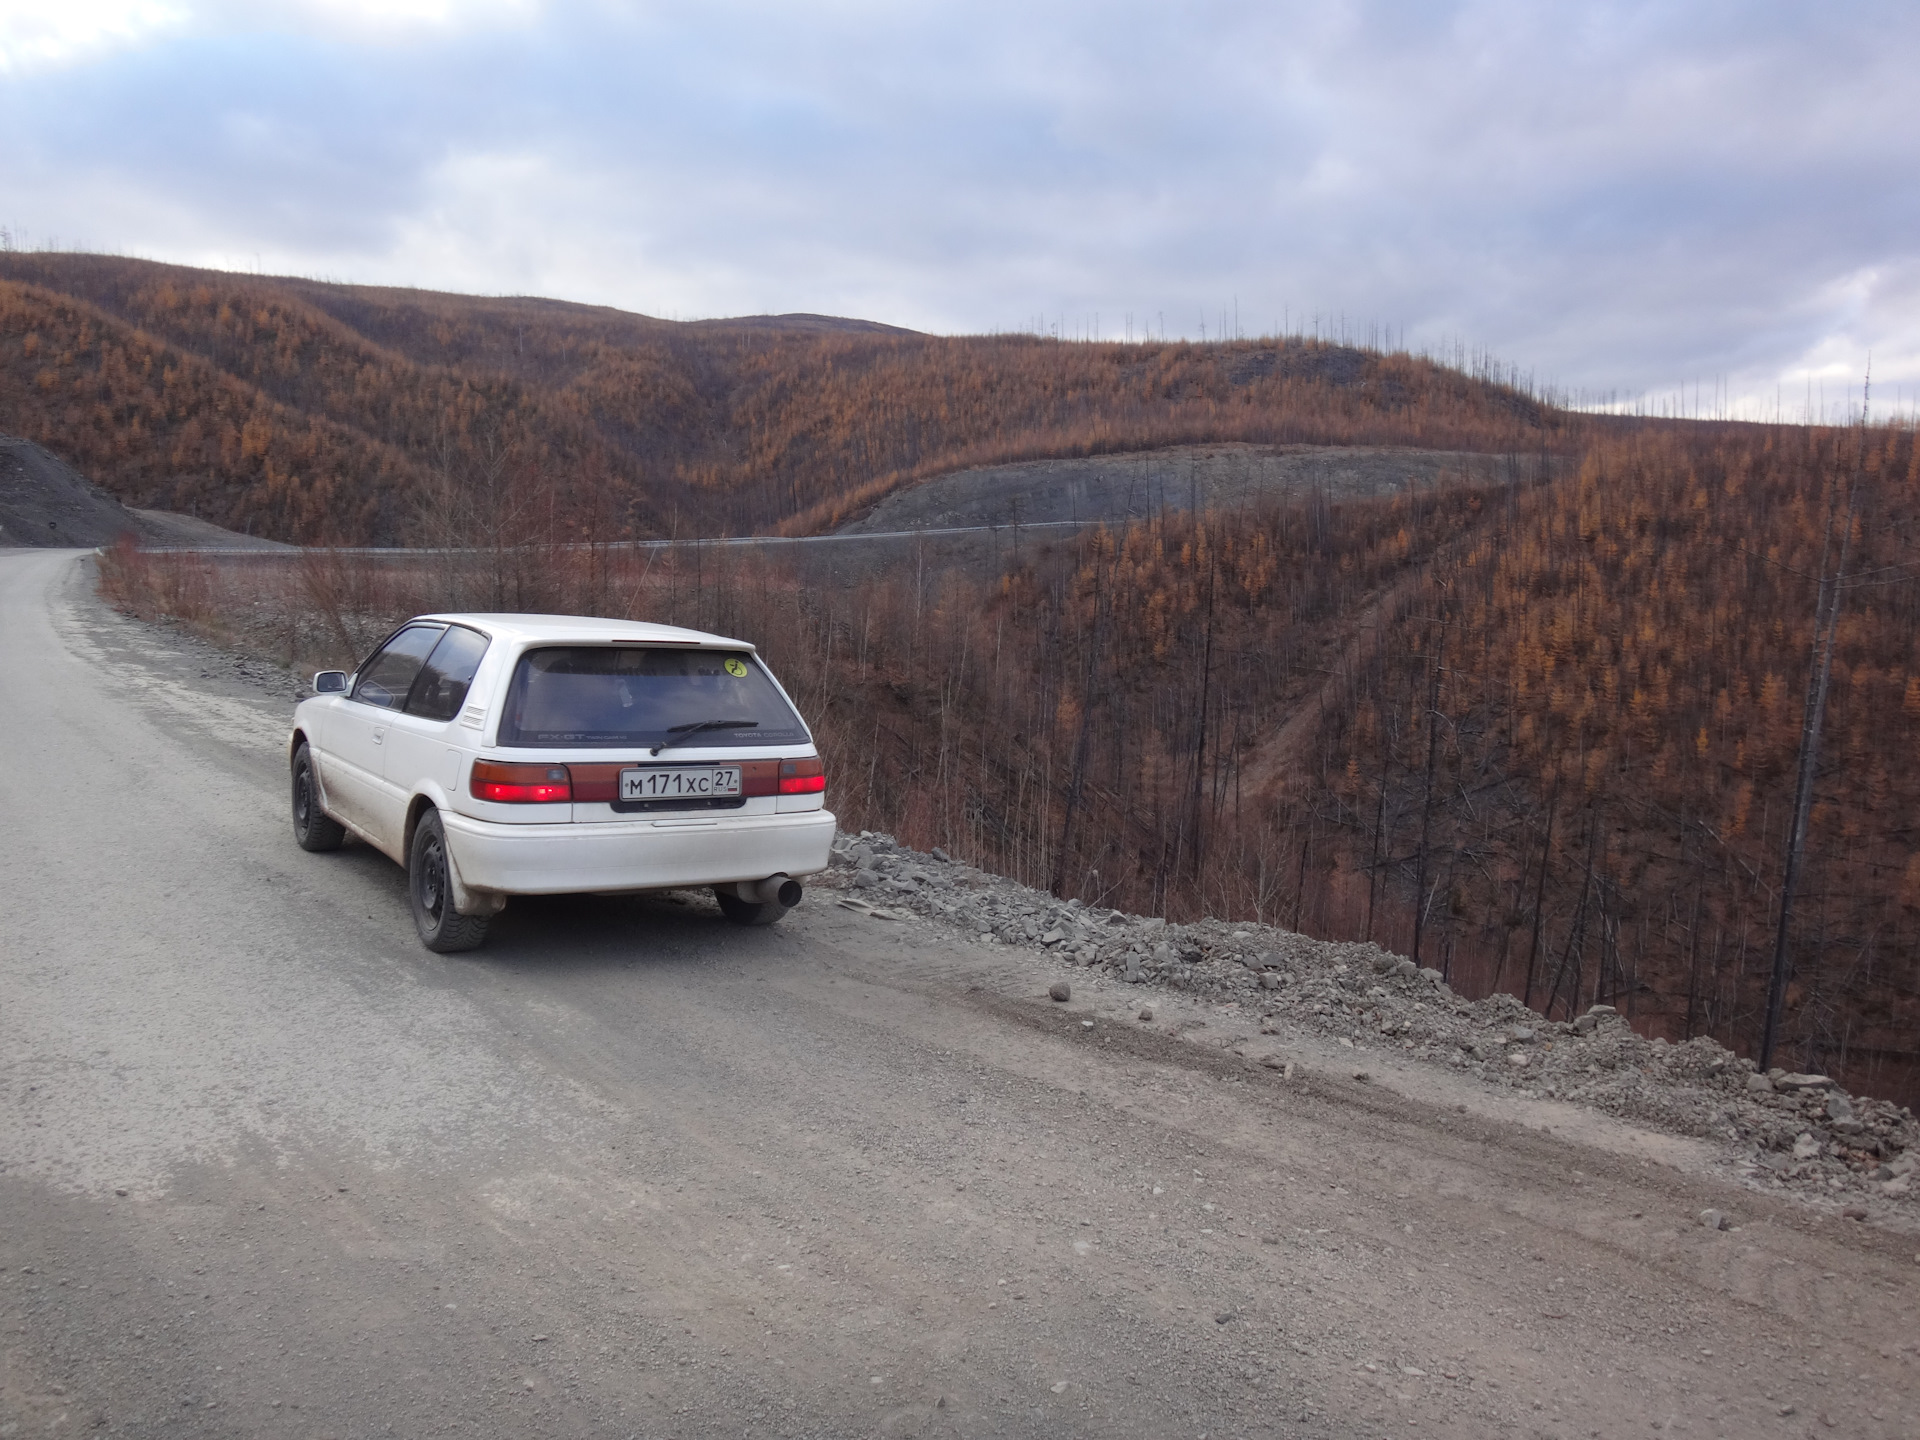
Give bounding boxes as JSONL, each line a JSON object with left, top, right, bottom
{"left": 441, "top": 807, "right": 837, "bottom": 896}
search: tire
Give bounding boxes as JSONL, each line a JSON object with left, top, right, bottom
{"left": 292, "top": 744, "right": 346, "bottom": 853}
{"left": 409, "top": 810, "right": 490, "bottom": 953}
{"left": 714, "top": 888, "right": 793, "bottom": 927}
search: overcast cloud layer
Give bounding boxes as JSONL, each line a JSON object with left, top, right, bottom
{"left": 2, "top": 0, "right": 1915, "bottom": 416}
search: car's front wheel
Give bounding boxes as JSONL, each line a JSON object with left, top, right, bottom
{"left": 714, "top": 889, "right": 794, "bottom": 927}
{"left": 409, "top": 811, "right": 490, "bottom": 953}
{"left": 292, "top": 744, "right": 346, "bottom": 852}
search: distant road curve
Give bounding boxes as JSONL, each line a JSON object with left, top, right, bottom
{"left": 131, "top": 517, "right": 1100, "bottom": 557}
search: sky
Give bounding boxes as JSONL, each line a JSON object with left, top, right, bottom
{"left": 2, "top": 0, "right": 1915, "bottom": 419}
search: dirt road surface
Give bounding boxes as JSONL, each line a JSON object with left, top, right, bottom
{"left": 3, "top": 548, "right": 1916, "bottom": 1439}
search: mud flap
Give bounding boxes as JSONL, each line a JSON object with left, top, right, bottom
{"left": 444, "top": 840, "right": 508, "bottom": 916}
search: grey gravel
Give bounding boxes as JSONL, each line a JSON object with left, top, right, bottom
{"left": 820, "top": 828, "right": 1919, "bottom": 1221}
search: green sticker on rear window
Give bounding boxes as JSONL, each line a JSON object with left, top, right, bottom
{"left": 725, "top": 656, "right": 748, "bottom": 678}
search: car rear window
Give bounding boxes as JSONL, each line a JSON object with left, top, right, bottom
{"left": 497, "top": 647, "right": 809, "bottom": 748}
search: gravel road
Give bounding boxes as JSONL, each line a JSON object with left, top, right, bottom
{"left": 3, "top": 547, "right": 1917, "bottom": 1440}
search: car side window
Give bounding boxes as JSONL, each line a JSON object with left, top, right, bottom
{"left": 351, "top": 625, "right": 446, "bottom": 710}
{"left": 403, "top": 625, "right": 491, "bottom": 722}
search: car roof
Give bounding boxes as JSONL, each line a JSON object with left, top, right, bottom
{"left": 413, "top": 613, "right": 755, "bottom": 651}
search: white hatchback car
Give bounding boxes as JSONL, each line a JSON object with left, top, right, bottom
{"left": 289, "top": 613, "right": 834, "bottom": 951}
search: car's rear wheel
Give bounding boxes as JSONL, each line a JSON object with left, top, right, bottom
{"left": 292, "top": 744, "right": 346, "bottom": 852}
{"left": 714, "top": 889, "right": 794, "bottom": 927}
{"left": 409, "top": 811, "right": 489, "bottom": 953}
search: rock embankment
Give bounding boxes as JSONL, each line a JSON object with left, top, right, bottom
{"left": 0, "top": 435, "right": 286, "bottom": 549}
{"left": 819, "top": 830, "right": 1919, "bottom": 1221}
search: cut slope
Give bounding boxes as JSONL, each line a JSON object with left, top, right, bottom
{"left": 0, "top": 436, "right": 144, "bottom": 547}
{"left": 0, "top": 436, "right": 285, "bottom": 549}
{"left": 839, "top": 442, "right": 1532, "bottom": 533}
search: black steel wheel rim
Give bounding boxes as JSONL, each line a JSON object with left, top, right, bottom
{"left": 294, "top": 762, "right": 313, "bottom": 831}
{"left": 418, "top": 832, "right": 447, "bottom": 926}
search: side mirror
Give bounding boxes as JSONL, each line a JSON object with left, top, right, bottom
{"left": 313, "top": 670, "right": 349, "bottom": 694}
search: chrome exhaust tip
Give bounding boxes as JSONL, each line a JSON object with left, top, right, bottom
{"left": 746, "top": 874, "right": 802, "bottom": 907}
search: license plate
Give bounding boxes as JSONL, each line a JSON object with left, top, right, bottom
{"left": 618, "top": 765, "right": 742, "bottom": 801}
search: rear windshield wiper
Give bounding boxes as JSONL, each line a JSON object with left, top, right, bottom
{"left": 650, "top": 718, "right": 759, "bottom": 756}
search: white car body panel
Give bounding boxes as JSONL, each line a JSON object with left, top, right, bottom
{"left": 442, "top": 808, "right": 836, "bottom": 895}
{"left": 320, "top": 703, "right": 392, "bottom": 847}
{"left": 290, "top": 613, "right": 835, "bottom": 907}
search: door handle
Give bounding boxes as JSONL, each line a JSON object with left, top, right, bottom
{"left": 372, "top": 727, "right": 386, "bottom": 744}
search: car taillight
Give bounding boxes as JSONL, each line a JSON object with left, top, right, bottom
{"left": 471, "top": 760, "right": 572, "bottom": 803}
{"left": 778, "top": 756, "right": 825, "bottom": 794}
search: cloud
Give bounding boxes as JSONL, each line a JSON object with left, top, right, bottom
{"left": 0, "top": 0, "right": 189, "bottom": 72}
{"left": 2, "top": 0, "right": 1917, "bottom": 412}
{"left": 0, "top": 0, "right": 536, "bottom": 72}
{"left": 282, "top": 0, "right": 540, "bottom": 34}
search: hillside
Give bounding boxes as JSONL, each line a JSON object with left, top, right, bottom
{"left": 56, "top": 255, "right": 1919, "bottom": 1102}
{"left": 812, "top": 421, "right": 1920, "bottom": 1102}
{"left": 1, "top": 253, "right": 1570, "bottom": 545}
{"left": 96, "top": 417, "right": 1920, "bottom": 1102}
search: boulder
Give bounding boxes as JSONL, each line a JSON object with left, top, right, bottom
{"left": 1775, "top": 1074, "right": 1835, "bottom": 1092}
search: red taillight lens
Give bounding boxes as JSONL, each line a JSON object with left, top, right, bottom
{"left": 778, "top": 756, "right": 825, "bottom": 795}
{"left": 471, "top": 760, "right": 572, "bottom": 803}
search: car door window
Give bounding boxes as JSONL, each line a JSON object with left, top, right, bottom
{"left": 403, "top": 625, "right": 491, "bottom": 722}
{"left": 351, "top": 625, "right": 446, "bottom": 710}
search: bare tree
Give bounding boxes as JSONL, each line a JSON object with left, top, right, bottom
{"left": 1761, "top": 417, "right": 1867, "bottom": 1070}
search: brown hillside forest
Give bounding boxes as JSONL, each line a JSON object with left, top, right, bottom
{"left": 0, "top": 253, "right": 1551, "bottom": 545}
{"left": 24, "top": 256, "right": 1917, "bottom": 1106}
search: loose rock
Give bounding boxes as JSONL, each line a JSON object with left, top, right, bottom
{"left": 1775, "top": 1073, "right": 1834, "bottom": 1092}
{"left": 1048, "top": 981, "right": 1071, "bottom": 1003}
{"left": 808, "top": 828, "right": 1920, "bottom": 1219}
